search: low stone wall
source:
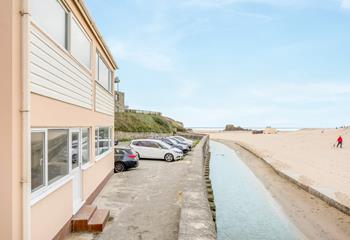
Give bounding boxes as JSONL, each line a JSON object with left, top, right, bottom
{"left": 178, "top": 136, "right": 217, "bottom": 240}
{"left": 115, "top": 131, "right": 170, "bottom": 141}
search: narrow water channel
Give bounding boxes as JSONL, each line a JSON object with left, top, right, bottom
{"left": 210, "top": 141, "right": 304, "bottom": 240}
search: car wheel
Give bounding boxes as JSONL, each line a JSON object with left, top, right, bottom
{"left": 164, "top": 153, "right": 174, "bottom": 162}
{"left": 114, "top": 162, "right": 125, "bottom": 173}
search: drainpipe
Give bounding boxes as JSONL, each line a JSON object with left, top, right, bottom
{"left": 20, "top": 0, "right": 31, "bottom": 239}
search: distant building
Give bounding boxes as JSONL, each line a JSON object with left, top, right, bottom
{"left": 115, "top": 91, "right": 126, "bottom": 112}
{"left": 264, "top": 127, "right": 278, "bottom": 134}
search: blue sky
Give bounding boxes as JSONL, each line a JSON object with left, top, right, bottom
{"left": 86, "top": 0, "right": 350, "bottom": 128}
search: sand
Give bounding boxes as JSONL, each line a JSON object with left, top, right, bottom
{"left": 220, "top": 140, "right": 350, "bottom": 240}
{"left": 204, "top": 128, "right": 350, "bottom": 211}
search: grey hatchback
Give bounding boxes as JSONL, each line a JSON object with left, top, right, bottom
{"left": 114, "top": 147, "right": 139, "bottom": 173}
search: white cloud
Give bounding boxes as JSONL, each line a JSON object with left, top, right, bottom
{"left": 176, "top": 80, "right": 201, "bottom": 99}
{"left": 109, "top": 41, "right": 173, "bottom": 72}
{"left": 341, "top": 0, "right": 350, "bottom": 9}
{"left": 249, "top": 82, "right": 350, "bottom": 103}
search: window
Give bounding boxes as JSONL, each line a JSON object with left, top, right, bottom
{"left": 31, "top": 128, "right": 93, "bottom": 197}
{"left": 48, "top": 130, "right": 69, "bottom": 184}
{"left": 31, "top": 0, "right": 68, "bottom": 48}
{"left": 71, "top": 17, "right": 91, "bottom": 69}
{"left": 96, "top": 53, "right": 113, "bottom": 92}
{"left": 109, "top": 127, "right": 113, "bottom": 147}
{"left": 95, "top": 128, "right": 99, "bottom": 156}
{"left": 95, "top": 127, "right": 112, "bottom": 157}
{"left": 82, "top": 128, "right": 90, "bottom": 165}
{"left": 31, "top": 132, "right": 45, "bottom": 192}
{"left": 31, "top": 0, "right": 93, "bottom": 70}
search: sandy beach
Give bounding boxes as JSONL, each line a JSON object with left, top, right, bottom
{"left": 205, "top": 128, "right": 350, "bottom": 210}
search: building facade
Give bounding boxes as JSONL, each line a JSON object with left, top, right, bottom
{"left": 0, "top": 0, "right": 117, "bottom": 239}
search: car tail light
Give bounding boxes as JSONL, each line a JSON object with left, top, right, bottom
{"left": 128, "top": 154, "right": 137, "bottom": 159}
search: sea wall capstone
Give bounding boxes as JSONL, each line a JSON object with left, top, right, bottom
{"left": 178, "top": 136, "right": 217, "bottom": 240}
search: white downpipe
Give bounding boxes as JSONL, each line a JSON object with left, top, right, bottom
{"left": 21, "top": 0, "right": 31, "bottom": 239}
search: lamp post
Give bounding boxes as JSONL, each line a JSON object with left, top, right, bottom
{"left": 115, "top": 76, "right": 120, "bottom": 92}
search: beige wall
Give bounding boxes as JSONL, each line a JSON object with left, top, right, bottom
{"left": 0, "top": 0, "right": 23, "bottom": 239}
{"left": 31, "top": 93, "right": 113, "bottom": 127}
{"left": 31, "top": 181, "right": 73, "bottom": 240}
{"left": 30, "top": 151, "right": 113, "bottom": 240}
{"left": 83, "top": 152, "right": 114, "bottom": 200}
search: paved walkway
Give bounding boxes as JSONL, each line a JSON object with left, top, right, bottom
{"left": 68, "top": 155, "right": 193, "bottom": 240}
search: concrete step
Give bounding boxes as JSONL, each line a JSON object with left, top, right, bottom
{"left": 71, "top": 205, "right": 97, "bottom": 232}
{"left": 88, "top": 209, "right": 110, "bottom": 232}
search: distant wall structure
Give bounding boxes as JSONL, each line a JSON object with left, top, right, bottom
{"left": 125, "top": 109, "right": 162, "bottom": 116}
{"left": 115, "top": 91, "right": 125, "bottom": 112}
{"left": 115, "top": 131, "right": 169, "bottom": 141}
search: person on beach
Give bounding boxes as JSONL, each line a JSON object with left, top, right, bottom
{"left": 336, "top": 136, "right": 343, "bottom": 148}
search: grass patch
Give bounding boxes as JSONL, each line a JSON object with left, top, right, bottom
{"left": 115, "top": 112, "right": 186, "bottom": 133}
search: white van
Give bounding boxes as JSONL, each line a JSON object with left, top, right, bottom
{"left": 130, "top": 139, "right": 184, "bottom": 162}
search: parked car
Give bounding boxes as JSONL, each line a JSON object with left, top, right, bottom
{"left": 173, "top": 136, "right": 194, "bottom": 146}
{"left": 114, "top": 147, "right": 139, "bottom": 173}
{"left": 168, "top": 136, "right": 192, "bottom": 150}
{"left": 130, "top": 139, "right": 183, "bottom": 162}
{"left": 161, "top": 137, "right": 190, "bottom": 154}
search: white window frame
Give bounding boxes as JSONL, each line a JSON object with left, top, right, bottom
{"left": 95, "top": 126, "right": 113, "bottom": 160}
{"left": 30, "top": 0, "right": 92, "bottom": 72}
{"left": 31, "top": 0, "right": 70, "bottom": 50}
{"left": 31, "top": 128, "right": 71, "bottom": 203}
{"left": 81, "top": 128, "right": 91, "bottom": 166}
{"left": 96, "top": 52, "right": 113, "bottom": 93}
{"left": 31, "top": 127, "right": 92, "bottom": 205}
{"left": 31, "top": 129, "right": 47, "bottom": 194}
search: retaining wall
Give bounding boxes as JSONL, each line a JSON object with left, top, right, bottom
{"left": 178, "top": 136, "right": 217, "bottom": 240}
{"left": 115, "top": 131, "right": 170, "bottom": 141}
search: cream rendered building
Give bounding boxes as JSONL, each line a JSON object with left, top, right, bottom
{"left": 0, "top": 0, "right": 117, "bottom": 239}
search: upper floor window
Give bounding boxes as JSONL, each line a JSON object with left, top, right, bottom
{"left": 96, "top": 53, "right": 113, "bottom": 92}
{"left": 31, "top": 0, "right": 68, "bottom": 49}
{"left": 71, "top": 17, "right": 91, "bottom": 69}
{"left": 31, "top": 0, "right": 92, "bottom": 70}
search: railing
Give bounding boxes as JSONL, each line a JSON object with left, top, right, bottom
{"left": 125, "top": 109, "right": 162, "bottom": 116}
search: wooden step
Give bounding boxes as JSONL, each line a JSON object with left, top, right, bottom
{"left": 71, "top": 205, "right": 97, "bottom": 232}
{"left": 88, "top": 209, "right": 110, "bottom": 232}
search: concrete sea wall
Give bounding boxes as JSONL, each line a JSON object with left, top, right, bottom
{"left": 178, "top": 136, "right": 217, "bottom": 240}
